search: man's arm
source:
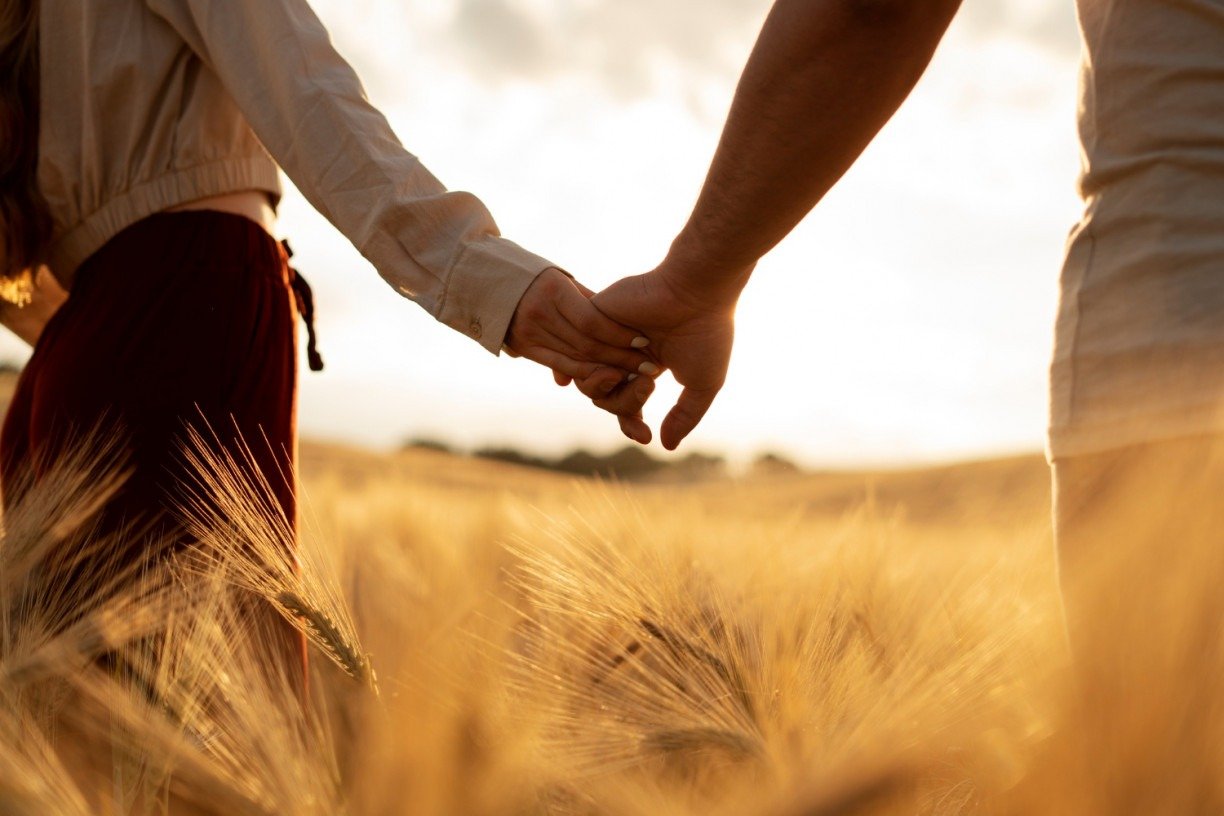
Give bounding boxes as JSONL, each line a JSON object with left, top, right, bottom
{"left": 664, "top": 0, "right": 963, "bottom": 301}
{"left": 593, "top": 0, "right": 964, "bottom": 448}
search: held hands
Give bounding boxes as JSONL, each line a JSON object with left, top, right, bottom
{"left": 587, "top": 265, "right": 739, "bottom": 450}
{"left": 504, "top": 267, "right": 657, "bottom": 402}
{"left": 506, "top": 264, "right": 741, "bottom": 451}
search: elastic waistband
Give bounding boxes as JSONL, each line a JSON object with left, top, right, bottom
{"left": 48, "top": 157, "right": 284, "bottom": 285}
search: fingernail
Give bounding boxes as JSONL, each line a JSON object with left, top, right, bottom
{"left": 631, "top": 336, "right": 650, "bottom": 349}
{"left": 600, "top": 380, "right": 616, "bottom": 394}
{"left": 638, "top": 361, "right": 660, "bottom": 376}
{"left": 627, "top": 373, "right": 639, "bottom": 382}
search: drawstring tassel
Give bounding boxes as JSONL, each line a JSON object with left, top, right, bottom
{"left": 281, "top": 240, "right": 325, "bottom": 372}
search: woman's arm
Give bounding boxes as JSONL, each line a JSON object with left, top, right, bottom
{"left": 144, "top": 0, "right": 648, "bottom": 382}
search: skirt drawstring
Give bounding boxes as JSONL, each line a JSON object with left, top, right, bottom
{"left": 280, "top": 239, "right": 324, "bottom": 372}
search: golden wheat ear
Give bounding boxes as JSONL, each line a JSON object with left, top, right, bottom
{"left": 0, "top": 425, "right": 188, "bottom": 683}
{"left": 275, "top": 590, "right": 374, "bottom": 689}
{"left": 0, "top": 423, "right": 133, "bottom": 597}
{"left": 59, "top": 579, "right": 345, "bottom": 816}
{"left": 0, "top": 428, "right": 192, "bottom": 815}
{"left": 501, "top": 509, "right": 769, "bottom": 782}
{"left": 171, "top": 422, "right": 374, "bottom": 691}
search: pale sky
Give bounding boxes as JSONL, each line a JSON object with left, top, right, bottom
{"left": 9, "top": 0, "right": 1087, "bottom": 467}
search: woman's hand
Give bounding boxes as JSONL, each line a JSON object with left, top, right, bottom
{"left": 504, "top": 268, "right": 656, "bottom": 402}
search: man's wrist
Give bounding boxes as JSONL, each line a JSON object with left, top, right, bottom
{"left": 655, "top": 236, "right": 753, "bottom": 314}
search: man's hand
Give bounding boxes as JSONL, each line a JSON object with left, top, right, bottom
{"left": 589, "top": 263, "right": 740, "bottom": 450}
{"left": 504, "top": 268, "right": 655, "bottom": 401}
{"left": 564, "top": 0, "right": 961, "bottom": 447}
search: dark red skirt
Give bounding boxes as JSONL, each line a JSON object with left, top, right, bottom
{"left": 0, "top": 211, "right": 306, "bottom": 672}
{"left": 2, "top": 210, "right": 299, "bottom": 524}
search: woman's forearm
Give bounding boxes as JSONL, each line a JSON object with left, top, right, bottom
{"left": 146, "top": 0, "right": 554, "bottom": 356}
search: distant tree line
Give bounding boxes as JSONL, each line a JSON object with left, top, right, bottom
{"left": 404, "top": 436, "right": 801, "bottom": 482}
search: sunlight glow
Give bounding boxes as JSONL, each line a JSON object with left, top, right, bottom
{"left": 0, "top": 1, "right": 1082, "bottom": 466}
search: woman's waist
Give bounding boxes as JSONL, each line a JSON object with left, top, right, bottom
{"left": 72, "top": 208, "right": 292, "bottom": 298}
{"left": 45, "top": 157, "right": 283, "bottom": 288}
{"left": 165, "top": 191, "right": 277, "bottom": 235}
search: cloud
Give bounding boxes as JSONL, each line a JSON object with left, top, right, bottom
{"left": 451, "top": 0, "right": 553, "bottom": 79}
{"left": 445, "top": 0, "right": 767, "bottom": 97}
{"left": 316, "top": 0, "right": 1079, "bottom": 107}
{"left": 438, "top": 0, "right": 1083, "bottom": 105}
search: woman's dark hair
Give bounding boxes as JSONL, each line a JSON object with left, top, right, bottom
{"left": 0, "top": 0, "right": 49, "bottom": 303}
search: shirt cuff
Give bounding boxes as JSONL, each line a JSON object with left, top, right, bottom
{"left": 436, "top": 235, "right": 556, "bottom": 355}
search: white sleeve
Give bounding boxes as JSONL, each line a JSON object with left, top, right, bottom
{"left": 145, "top": 0, "right": 553, "bottom": 353}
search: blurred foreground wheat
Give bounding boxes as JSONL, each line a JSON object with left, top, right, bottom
{"left": 0, "top": 438, "right": 1218, "bottom": 814}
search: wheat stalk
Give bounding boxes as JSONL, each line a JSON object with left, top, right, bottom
{"left": 276, "top": 590, "right": 375, "bottom": 691}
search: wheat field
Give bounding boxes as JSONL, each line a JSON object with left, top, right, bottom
{"left": 0, "top": 418, "right": 1219, "bottom": 815}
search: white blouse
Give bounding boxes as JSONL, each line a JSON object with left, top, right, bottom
{"left": 40, "top": 0, "right": 553, "bottom": 354}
